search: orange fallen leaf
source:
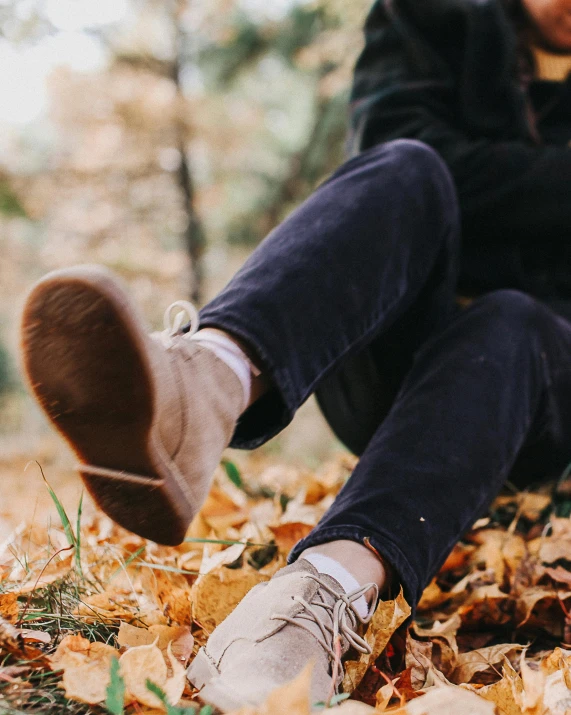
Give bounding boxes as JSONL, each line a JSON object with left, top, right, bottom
{"left": 49, "top": 634, "right": 119, "bottom": 705}
{"left": 117, "top": 622, "right": 193, "bottom": 665}
{"left": 268, "top": 522, "right": 313, "bottom": 552}
{"left": 0, "top": 593, "right": 19, "bottom": 624}
{"left": 191, "top": 564, "right": 268, "bottom": 632}
{"left": 119, "top": 640, "right": 185, "bottom": 709}
{"left": 343, "top": 588, "right": 410, "bottom": 693}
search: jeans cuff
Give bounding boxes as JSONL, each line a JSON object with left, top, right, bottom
{"left": 288, "top": 524, "right": 420, "bottom": 618}
{"left": 198, "top": 311, "right": 297, "bottom": 449}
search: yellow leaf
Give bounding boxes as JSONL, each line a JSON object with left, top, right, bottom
{"left": 191, "top": 565, "right": 268, "bottom": 632}
{"left": 343, "top": 588, "right": 410, "bottom": 693}
{"left": 451, "top": 643, "right": 523, "bottom": 684}
{"left": 119, "top": 639, "right": 185, "bottom": 710}
{"left": 50, "top": 634, "right": 119, "bottom": 705}
{"left": 0, "top": 593, "right": 19, "bottom": 624}
{"left": 117, "top": 622, "right": 193, "bottom": 664}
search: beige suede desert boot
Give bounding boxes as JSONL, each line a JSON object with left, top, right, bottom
{"left": 187, "top": 559, "right": 377, "bottom": 712}
{"left": 20, "top": 265, "right": 244, "bottom": 545}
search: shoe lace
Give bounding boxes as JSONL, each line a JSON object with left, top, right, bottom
{"left": 271, "top": 573, "right": 378, "bottom": 674}
{"left": 160, "top": 300, "right": 199, "bottom": 348}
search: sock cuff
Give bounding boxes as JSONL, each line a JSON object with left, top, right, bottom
{"left": 191, "top": 330, "right": 254, "bottom": 411}
{"left": 303, "top": 553, "right": 369, "bottom": 619}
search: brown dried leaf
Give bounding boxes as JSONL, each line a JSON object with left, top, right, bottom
{"left": 515, "top": 586, "right": 571, "bottom": 626}
{"left": 513, "top": 653, "right": 547, "bottom": 715}
{"left": 268, "top": 523, "right": 313, "bottom": 553}
{"left": 405, "top": 634, "right": 435, "bottom": 691}
{"left": 75, "top": 590, "right": 137, "bottom": 623}
{"left": 342, "top": 588, "right": 410, "bottom": 693}
{"left": 416, "top": 580, "right": 453, "bottom": 612}
{"left": 117, "top": 623, "right": 193, "bottom": 665}
{"left": 0, "top": 615, "right": 48, "bottom": 663}
{"left": 145, "top": 569, "right": 193, "bottom": 625}
{"left": 49, "top": 634, "right": 119, "bottom": 705}
{"left": 191, "top": 564, "right": 268, "bottom": 632}
{"left": 0, "top": 593, "right": 19, "bottom": 624}
{"left": 540, "top": 647, "right": 571, "bottom": 676}
{"left": 463, "top": 662, "right": 522, "bottom": 715}
{"left": 469, "top": 530, "right": 526, "bottom": 587}
{"left": 119, "top": 640, "right": 185, "bottom": 709}
{"left": 451, "top": 644, "right": 522, "bottom": 684}
{"left": 18, "top": 629, "right": 51, "bottom": 644}
{"left": 543, "top": 566, "right": 571, "bottom": 587}
{"left": 458, "top": 585, "right": 514, "bottom": 629}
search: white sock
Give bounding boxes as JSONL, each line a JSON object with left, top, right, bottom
{"left": 190, "top": 329, "right": 259, "bottom": 412}
{"left": 303, "top": 553, "right": 370, "bottom": 619}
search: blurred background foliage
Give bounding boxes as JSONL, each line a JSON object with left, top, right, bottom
{"left": 0, "top": 0, "right": 369, "bottom": 451}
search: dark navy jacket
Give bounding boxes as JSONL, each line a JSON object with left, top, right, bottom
{"left": 349, "top": 0, "right": 571, "bottom": 299}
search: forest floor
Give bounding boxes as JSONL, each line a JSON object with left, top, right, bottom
{"left": 0, "top": 449, "right": 570, "bottom": 714}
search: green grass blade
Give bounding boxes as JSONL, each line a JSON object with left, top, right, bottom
{"left": 105, "top": 657, "right": 125, "bottom": 715}
{"left": 221, "top": 459, "right": 244, "bottom": 490}
{"left": 74, "top": 492, "right": 84, "bottom": 577}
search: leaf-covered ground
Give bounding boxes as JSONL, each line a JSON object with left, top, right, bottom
{"left": 1, "top": 453, "right": 571, "bottom": 714}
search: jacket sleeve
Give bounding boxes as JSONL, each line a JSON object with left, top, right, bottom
{"left": 350, "top": 0, "right": 571, "bottom": 246}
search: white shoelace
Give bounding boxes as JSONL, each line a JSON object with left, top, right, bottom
{"left": 160, "top": 300, "right": 259, "bottom": 410}
{"left": 271, "top": 573, "right": 377, "bottom": 680}
{"left": 161, "top": 300, "right": 200, "bottom": 348}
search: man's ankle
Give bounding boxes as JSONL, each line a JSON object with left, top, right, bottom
{"left": 192, "top": 328, "right": 270, "bottom": 409}
{"left": 300, "top": 539, "right": 390, "bottom": 606}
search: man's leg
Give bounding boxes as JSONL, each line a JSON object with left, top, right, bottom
{"left": 198, "top": 139, "right": 460, "bottom": 449}
{"left": 293, "top": 290, "right": 571, "bottom": 608}
{"left": 190, "top": 290, "right": 571, "bottom": 710}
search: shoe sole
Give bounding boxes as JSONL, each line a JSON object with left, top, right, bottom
{"left": 20, "top": 265, "right": 194, "bottom": 545}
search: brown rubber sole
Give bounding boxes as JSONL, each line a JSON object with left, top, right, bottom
{"left": 20, "top": 265, "right": 193, "bottom": 545}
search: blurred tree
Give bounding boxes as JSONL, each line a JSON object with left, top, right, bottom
{"left": 0, "top": 0, "right": 369, "bottom": 319}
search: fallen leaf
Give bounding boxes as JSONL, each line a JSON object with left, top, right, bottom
{"left": 343, "top": 588, "right": 411, "bottom": 693}
{"left": 0, "top": 615, "right": 48, "bottom": 663}
{"left": 513, "top": 652, "right": 546, "bottom": 715}
{"left": 50, "top": 634, "right": 119, "bottom": 705}
{"left": 458, "top": 585, "right": 514, "bottom": 629}
{"left": 119, "top": 640, "right": 185, "bottom": 709}
{"left": 0, "top": 593, "right": 19, "bottom": 624}
{"left": 540, "top": 647, "right": 571, "bottom": 676}
{"left": 515, "top": 586, "right": 571, "bottom": 627}
{"left": 18, "top": 629, "right": 51, "bottom": 644}
{"left": 412, "top": 613, "right": 461, "bottom": 675}
{"left": 144, "top": 569, "right": 193, "bottom": 625}
{"left": 467, "top": 667, "right": 522, "bottom": 715}
{"left": 451, "top": 643, "right": 522, "bottom": 684}
{"left": 191, "top": 564, "right": 268, "bottom": 632}
{"left": 268, "top": 523, "right": 313, "bottom": 552}
{"left": 117, "top": 622, "right": 193, "bottom": 664}
{"left": 75, "top": 590, "right": 138, "bottom": 623}
{"left": 416, "top": 580, "right": 452, "bottom": 612}
{"left": 543, "top": 565, "right": 571, "bottom": 587}
{"left": 405, "top": 634, "right": 435, "bottom": 690}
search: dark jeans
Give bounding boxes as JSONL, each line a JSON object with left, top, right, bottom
{"left": 199, "top": 140, "right": 571, "bottom": 610}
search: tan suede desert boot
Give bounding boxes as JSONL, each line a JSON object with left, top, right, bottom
{"left": 187, "top": 559, "right": 377, "bottom": 712}
{"left": 20, "top": 265, "right": 244, "bottom": 545}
